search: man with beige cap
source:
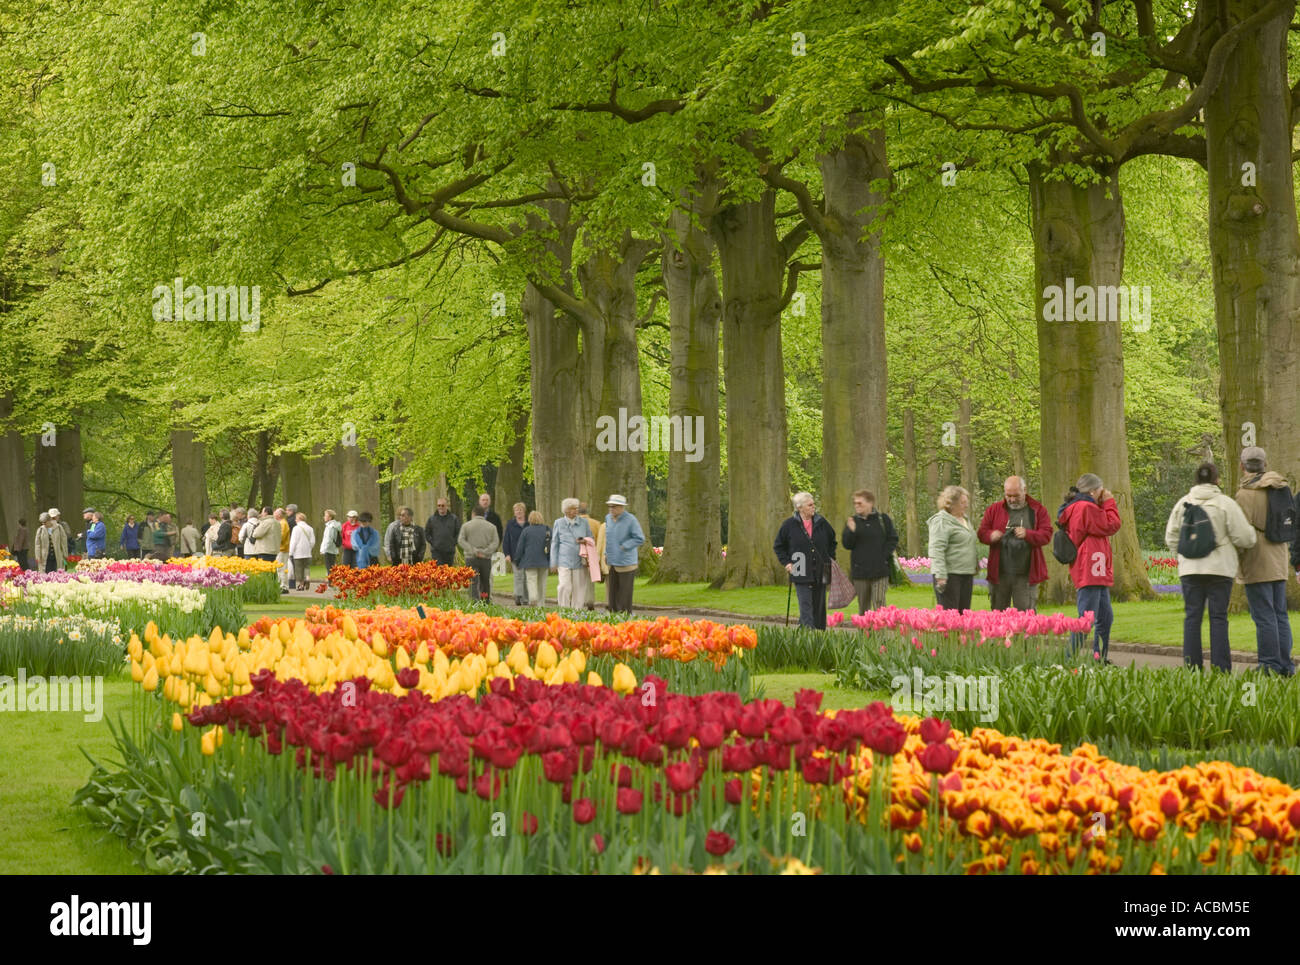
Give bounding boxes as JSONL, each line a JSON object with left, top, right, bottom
{"left": 602, "top": 494, "right": 645, "bottom": 613}
{"left": 1234, "top": 446, "right": 1297, "bottom": 676}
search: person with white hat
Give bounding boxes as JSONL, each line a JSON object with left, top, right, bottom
{"left": 602, "top": 494, "right": 644, "bottom": 613}
{"left": 341, "top": 510, "right": 361, "bottom": 568}
{"left": 36, "top": 510, "right": 68, "bottom": 572}
{"left": 48, "top": 508, "right": 73, "bottom": 556}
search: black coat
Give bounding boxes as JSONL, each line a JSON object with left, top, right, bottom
{"left": 841, "top": 511, "right": 898, "bottom": 581}
{"left": 773, "top": 513, "right": 837, "bottom": 585}
{"left": 424, "top": 512, "right": 461, "bottom": 557}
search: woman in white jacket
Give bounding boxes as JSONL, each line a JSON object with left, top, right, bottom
{"left": 1164, "top": 463, "right": 1256, "bottom": 672}
{"left": 288, "top": 512, "right": 316, "bottom": 591}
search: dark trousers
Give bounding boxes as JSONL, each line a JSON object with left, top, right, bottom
{"left": 341, "top": 547, "right": 356, "bottom": 567}
{"left": 467, "top": 556, "right": 492, "bottom": 602}
{"left": 324, "top": 553, "right": 337, "bottom": 572}
{"left": 607, "top": 568, "right": 637, "bottom": 613}
{"left": 934, "top": 573, "right": 974, "bottom": 612}
{"left": 1181, "top": 575, "right": 1232, "bottom": 671}
{"left": 1245, "top": 580, "right": 1295, "bottom": 675}
{"left": 432, "top": 550, "right": 455, "bottom": 566}
{"left": 990, "top": 572, "right": 1037, "bottom": 611}
{"left": 258, "top": 552, "right": 277, "bottom": 562}
{"left": 46, "top": 547, "right": 56, "bottom": 572}
{"left": 794, "top": 580, "right": 828, "bottom": 629}
{"left": 15, "top": 549, "right": 28, "bottom": 570}
{"left": 1072, "top": 585, "right": 1114, "bottom": 660}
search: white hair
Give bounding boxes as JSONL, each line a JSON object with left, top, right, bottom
{"left": 792, "top": 492, "right": 814, "bottom": 510}
{"left": 561, "top": 497, "right": 579, "bottom": 512}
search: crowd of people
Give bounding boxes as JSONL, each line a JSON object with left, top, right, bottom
{"left": 774, "top": 447, "right": 1300, "bottom": 675}
{"left": 8, "top": 448, "right": 1297, "bottom": 671}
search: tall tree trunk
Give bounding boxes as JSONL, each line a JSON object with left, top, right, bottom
{"left": 525, "top": 283, "right": 587, "bottom": 523}
{"left": 34, "top": 429, "right": 58, "bottom": 512}
{"left": 494, "top": 408, "right": 530, "bottom": 513}
{"left": 0, "top": 394, "right": 36, "bottom": 542}
{"left": 958, "top": 380, "right": 978, "bottom": 523}
{"left": 253, "top": 430, "right": 277, "bottom": 507}
{"left": 709, "top": 190, "right": 791, "bottom": 587}
{"left": 52, "top": 425, "right": 83, "bottom": 524}
{"left": 280, "top": 451, "right": 313, "bottom": 528}
{"left": 819, "top": 125, "right": 890, "bottom": 571}
{"left": 653, "top": 181, "right": 724, "bottom": 584}
{"left": 171, "top": 427, "right": 210, "bottom": 532}
{"left": 1204, "top": 0, "right": 1300, "bottom": 501}
{"left": 903, "top": 398, "right": 919, "bottom": 556}
{"left": 1030, "top": 162, "right": 1154, "bottom": 602}
{"left": 574, "top": 234, "right": 654, "bottom": 535}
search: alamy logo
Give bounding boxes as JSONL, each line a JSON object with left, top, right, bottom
{"left": 0, "top": 669, "right": 103, "bottom": 722}
{"left": 49, "top": 895, "right": 151, "bottom": 945}
{"left": 891, "top": 668, "right": 999, "bottom": 722}
{"left": 151, "top": 276, "right": 261, "bottom": 331}
{"left": 595, "top": 408, "right": 705, "bottom": 463}
{"left": 1042, "top": 277, "right": 1151, "bottom": 331}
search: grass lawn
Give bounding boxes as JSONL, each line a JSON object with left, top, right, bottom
{"left": 753, "top": 673, "right": 887, "bottom": 711}
{"left": 488, "top": 574, "right": 1298, "bottom": 651}
{"left": 0, "top": 677, "right": 144, "bottom": 874}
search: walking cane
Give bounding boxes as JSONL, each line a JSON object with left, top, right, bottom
{"left": 785, "top": 574, "right": 792, "bottom": 626}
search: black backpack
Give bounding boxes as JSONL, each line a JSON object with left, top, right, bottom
{"left": 1176, "top": 501, "right": 1216, "bottom": 558}
{"left": 1051, "top": 524, "right": 1077, "bottom": 565}
{"left": 1263, "top": 485, "right": 1297, "bottom": 544}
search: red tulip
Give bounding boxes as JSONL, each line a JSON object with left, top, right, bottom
{"left": 572, "top": 797, "right": 596, "bottom": 824}
{"left": 616, "top": 788, "right": 643, "bottom": 815}
{"left": 918, "top": 741, "right": 959, "bottom": 775}
{"left": 919, "top": 717, "right": 952, "bottom": 744}
{"left": 704, "top": 830, "right": 735, "bottom": 856}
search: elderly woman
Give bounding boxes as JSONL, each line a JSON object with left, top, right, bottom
{"left": 550, "top": 497, "right": 594, "bottom": 609}
{"left": 928, "top": 485, "right": 979, "bottom": 612}
{"left": 774, "top": 492, "right": 838, "bottom": 629}
{"left": 502, "top": 502, "right": 529, "bottom": 606}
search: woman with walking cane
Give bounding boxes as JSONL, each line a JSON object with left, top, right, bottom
{"left": 774, "top": 492, "right": 837, "bottom": 629}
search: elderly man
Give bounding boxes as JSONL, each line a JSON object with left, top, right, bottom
{"left": 550, "top": 498, "right": 594, "bottom": 609}
{"left": 458, "top": 505, "right": 500, "bottom": 602}
{"left": 385, "top": 506, "right": 426, "bottom": 566}
{"left": 35, "top": 511, "right": 67, "bottom": 572}
{"left": 602, "top": 495, "right": 645, "bottom": 613}
{"left": 977, "top": 476, "right": 1053, "bottom": 611}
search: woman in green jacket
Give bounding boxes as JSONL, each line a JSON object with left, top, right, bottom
{"left": 928, "top": 485, "right": 979, "bottom": 612}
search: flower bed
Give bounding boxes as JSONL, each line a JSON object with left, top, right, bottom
{"left": 0, "top": 613, "right": 126, "bottom": 676}
{"left": 79, "top": 676, "right": 1300, "bottom": 874}
{"left": 5, "top": 578, "right": 224, "bottom": 640}
{"left": 168, "top": 556, "right": 283, "bottom": 604}
{"left": 327, "top": 562, "right": 476, "bottom": 605}
{"left": 833, "top": 606, "right": 1094, "bottom": 689}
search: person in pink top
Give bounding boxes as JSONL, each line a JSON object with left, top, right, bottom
{"left": 1056, "top": 473, "right": 1122, "bottom": 663}
{"left": 340, "top": 511, "right": 360, "bottom": 568}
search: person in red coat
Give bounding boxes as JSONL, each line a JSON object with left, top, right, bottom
{"left": 1056, "top": 473, "right": 1122, "bottom": 663}
{"left": 977, "top": 476, "right": 1052, "bottom": 611}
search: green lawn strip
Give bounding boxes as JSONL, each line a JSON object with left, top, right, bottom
{"left": 752, "top": 673, "right": 887, "bottom": 711}
{"left": 0, "top": 678, "right": 144, "bottom": 874}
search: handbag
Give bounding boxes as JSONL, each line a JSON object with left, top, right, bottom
{"left": 827, "top": 560, "right": 856, "bottom": 609}
{"left": 888, "top": 553, "right": 907, "bottom": 586}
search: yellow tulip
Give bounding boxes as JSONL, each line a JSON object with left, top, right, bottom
{"left": 141, "top": 666, "right": 159, "bottom": 692}
{"left": 570, "top": 650, "right": 586, "bottom": 674}
{"left": 341, "top": 615, "right": 358, "bottom": 641}
{"left": 127, "top": 634, "right": 143, "bottom": 662}
{"left": 493, "top": 663, "right": 513, "bottom": 679}
{"left": 208, "top": 627, "right": 224, "bottom": 649}
{"left": 372, "top": 633, "right": 388, "bottom": 657}
{"left": 415, "top": 642, "right": 431, "bottom": 665}
{"left": 612, "top": 663, "right": 636, "bottom": 695}
{"left": 144, "top": 621, "right": 159, "bottom": 646}
{"left": 131, "top": 661, "right": 144, "bottom": 683}
{"left": 586, "top": 671, "right": 603, "bottom": 688}
{"left": 171, "top": 712, "right": 183, "bottom": 732}
{"left": 433, "top": 648, "right": 450, "bottom": 675}
{"left": 208, "top": 652, "right": 226, "bottom": 681}
{"left": 204, "top": 673, "right": 223, "bottom": 698}
{"left": 237, "top": 627, "right": 251, "bottom": 649}
{"left": 560, "top": 661, "right": 579, "bottom": 684}
{"left": 485, "top": 641, "right": 499, "bottom": 666}
{"left": 396, "top": 646, "right": 411, "bottom": 670}
{"left": 200, "top": 728, "right": 216, "bottom": 756}
{"left": 536, "top": 641, "right": 558, "bottom": 671}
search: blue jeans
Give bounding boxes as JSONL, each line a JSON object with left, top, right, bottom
{"left": 1181, "top": 575, "right": 1231, "bottom": 671}
{"left": 794, "top": 581, "right": 827, "bottom": 629}
{"left": 1245, "top": 581, "right": 1295, "bottom": 676}
{"left": 1072, "top": 585, "right": 1113, "bottom": 660}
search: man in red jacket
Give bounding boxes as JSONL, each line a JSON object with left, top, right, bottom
{"left": 977, "top": 476, "right": 1052, "bottom": 611}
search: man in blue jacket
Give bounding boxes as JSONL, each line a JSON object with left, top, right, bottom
{"left": 602, "top": 495, "right": 645, "bottom": 613}
{"left": 81, "top": 509, "right": 107, "bottom": 558}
